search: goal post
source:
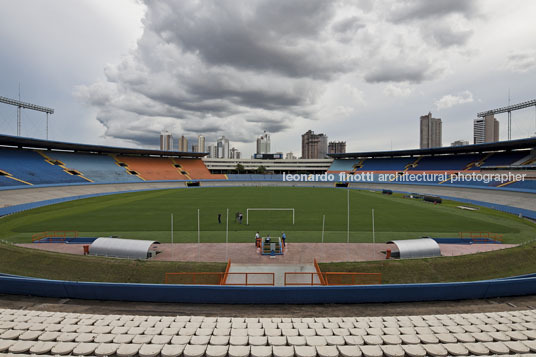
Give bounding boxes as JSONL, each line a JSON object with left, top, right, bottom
{"left": 246, "top": 208, "right": 295, "bottom": 225}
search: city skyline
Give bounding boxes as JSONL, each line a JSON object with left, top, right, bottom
{"left": 1, "top": 1, "right": 536, "bottom": 157}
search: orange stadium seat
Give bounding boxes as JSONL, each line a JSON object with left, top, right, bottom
{"left": 174, "top": 158, "right": 226, "bottom": 180}
{"left": 116, "top": 156, "right": 189, "bottom": 181}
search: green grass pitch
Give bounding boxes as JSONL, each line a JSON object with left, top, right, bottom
{"left": 1, "top": 187, "right": 534, "bottom": 244}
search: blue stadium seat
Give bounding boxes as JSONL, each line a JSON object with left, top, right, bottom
{"left": 0, "top": 175, "right": 24, "bottom": 187}
{"left": 46, "top": 152, "right": 142, "bottom": 183}
{"left": 359, "top": 158, "right": 415, "bottom": 171}
{"left": 0, "top": 148, "right": 87, "bottom": 186}
{"left": 328, "top": 159, "right": 359, "bottom": 171}
{"left": 410, "top": 154, "right": 482, "bottom": 171}
{"left": 480, "top": 151, "right": 530, "bottom": 167}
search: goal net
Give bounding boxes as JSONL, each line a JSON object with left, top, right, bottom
{"left": 246, "top": 208, "right": 295, "bottom": 225}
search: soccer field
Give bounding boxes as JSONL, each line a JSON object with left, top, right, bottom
{"left": 1, "top": 187, "right": 534, "bottom": 243}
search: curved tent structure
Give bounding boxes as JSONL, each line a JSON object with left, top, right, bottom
{"left": 89, "top": 238, "right": 159, "bottom": 259}
{"left": 387, "top": 238, "right": 441, "bottom": 259}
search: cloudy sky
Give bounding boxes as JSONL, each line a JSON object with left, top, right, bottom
{"left": 1, "top": 0, "right": 535, "bottom": 156}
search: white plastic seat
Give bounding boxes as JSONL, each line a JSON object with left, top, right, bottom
{"left": 287, "top": 336, "right": 307, "bottom": 346}
{"left": 251, "top": 345, "right": 273, "bottom": 357}
{"left": 294, "top": 345, "right": 315, "bottom": 357}
{"left": 273, "top": 345, "right": 294, "bottom": 357}
{"left": 161, "top": 344, "right": 186, "bottom": 357}
{"left": 230, "top": 336, "right": 249, "bottom": 346}
{"left": 229, "top": 345, "right": 250, "bottom": 357}
{"left": 380, "top": 344, "right": 404, "bottom": 357}
{"left": 504, "top": 340, "right": 530, "bottom": 354}
{"left": 483, "top": 341, "right": 510, "bottom": 354}
{"left": 28, "top": 340, "right": 56, "bottom": 355}
{"left": 359, "top": 345, "right": 382, "bottom": 357}
{"left": 116, "top": 343, "right": 142, "bottom": 357}
{"left": 72, "top": 342, "right": 99, "bottom": 356}
{"left": 316, "top": 345, "right": 338, "bottom": 357}
{"left": 337, "top": 345, "right": 362, "bottom": 357}
{"left": 401, "top": 344, "right": 426, "bottom": 357}
{"left": 206, "top": 344, "right": 229, "bottom": 357}
{"left": 183, "top": 344, "right": 207, "bottom": 357}
{"left": 138, "top": 343, "right": 164, "bottom": 357}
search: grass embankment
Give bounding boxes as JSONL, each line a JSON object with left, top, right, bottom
{"left": 320, "top": 241, "right": 536, "bottom": 284}
{"left": 0, "top": 244, "right": 225, "bottom": 284}
{"left": 1, "top": 241, "right": 536, "bottom": 284}
{"left": 1, "top": 187, "right": 534, "bottom": 244}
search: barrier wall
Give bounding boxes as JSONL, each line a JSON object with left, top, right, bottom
{"left": 0, "top": 273, "right": 535, "bottom": 304}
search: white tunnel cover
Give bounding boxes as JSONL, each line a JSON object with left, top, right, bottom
{"left": 387, "top": 238, "right": 441, "bottom": 259}
{"left": 89, "top": 237, "right": 159, "bottom": 259}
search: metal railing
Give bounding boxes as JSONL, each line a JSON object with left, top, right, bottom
{"left": 165, "top": 271, "right": 275, "bottom": 286}
{"left": 284, "top": 272, "right": 324, "bottom": 286}
{"left": 31, "top": 230, "right": 79, "bottom": 242}
{"left": 459, "top": 231, "right": 503, "bottom": 242}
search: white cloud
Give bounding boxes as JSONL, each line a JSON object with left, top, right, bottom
{"left": 434, "top": 90, "right": 474, "bottom": 110}
{"left": 506, "top": 50, "right": 536, "bottom": 73}
{"left": 383, "top": 83, "right": 413, "bottom": 97}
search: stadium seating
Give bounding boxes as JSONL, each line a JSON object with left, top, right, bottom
{"left": 0, "top": 175, "right": 23, "bottom": 187}
{"left": 480, "top": 151, "right": 533, "bottom": 167}
{"left": 175, "top": 159, "right": 226, "bottom": 180}
{"left": 409, "top": 154, "right": 482, "bottom": 171}
{"left": 1, "top": 307, "right": 536, "bottom": 356}
{"left": 0, "top": 148, "right": 87, "bottom": 186}
{"left": 116, "top": 156, "right": 189, "bottom": 181}
{"left": 45, "top": 152, "right": 143, "bottom": 183}
{"left": 328, "top": 159, "right": 360, "bottom": 172}
{"left": 358, "top": 158, "right": 415, "bottom": 171}
{"left": 501, "top": 179, "right": 536, "bottom": 190}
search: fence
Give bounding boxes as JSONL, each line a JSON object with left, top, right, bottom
{"left": 459, "top": 231, "right": 503, "bottom": 242}
{"left": 284, "top": 272, "right": 382, "bottom": 286}
{"left": 284, "top": 272, "right": 324, "bottom": 286}
{"left": 31, "top": 230, "right": 79, "bottom": 242}
{"left": 165, "top": 272, "right": 275, "bottom": 286}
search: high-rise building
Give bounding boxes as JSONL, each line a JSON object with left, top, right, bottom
{"left": 178, "top": 136, "right": 188, "bottom": 152}
{"left": 302, "top": 130, "right": 328, "bottom": 159}
{"left": 192, "top": 144, "right": 199, "bottom": 152}
{"left": 208, "top": 145, "right": 216, "bottom": 158}
{"left": 256, "top": 131, "right": 271, "bottom": 154}
{"left": 285, "top": 152, "right": 297, "bottom": 160}
{"left": 160, "top": 130, "right": 173, "bottom": 151}
{"left": 474, "top": 115, "right": 499, "bottom": 144}
{"left": 230, "top": 147, "right": 241, "bottom": 159}
{"left": 420, "top": 112, "right": 442, "bottom": 149}
{"left": 197, "top": 135, "right": 206, "bottom": 153}
{"left": 217, "top": 136, "right": 230, "bottom": 158}
{"left": 328, "top": 141, "right": 346, "bottom": 154}
{"left": 451, "top": 140, "right": 469, "bottom": 147}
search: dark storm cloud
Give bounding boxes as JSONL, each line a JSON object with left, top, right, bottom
{"left": 507, "top": 51, "right": 536, "bottom": 73}
{"left": 364, "top": 61, "right": 437, "bottom": 84}
{"left": 332, "top": 16, "right": 365, "bottom": 34}
{"left": 389, "top": 0, "right": 477, "bottom": 23}
{"left": 429, "top": 26, "right": 473, "bottom": 47}
{"left": 147, "top": 0, "right": 348, "bottom": 79}
{"left": 78, "top": 0, "right": 479, "bottom": 148}
{"left": 79, "top": 0, "right": 356, "bottom": 146}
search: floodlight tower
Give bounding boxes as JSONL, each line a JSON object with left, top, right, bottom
{"left": 477, "top": 99, "right": 536, "bottom": 141}
{"left": 0, "top": 95, "right": 54, "bottom": 138}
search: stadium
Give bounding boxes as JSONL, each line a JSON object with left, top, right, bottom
{"left": 0, "top": 131, "right": 536, "bottom": 355}
{"left": 3, "top": 0, "right": 536, "bottom": 356}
